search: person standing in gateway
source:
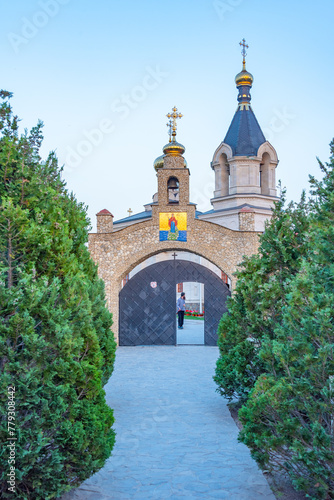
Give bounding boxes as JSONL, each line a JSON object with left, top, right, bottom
{"left": 177, "top": 292, "right": 186, "bottom": 329}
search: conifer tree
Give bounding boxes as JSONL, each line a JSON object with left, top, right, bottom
{"left": 214, "top": 188, "right": 310, "bottom": 400}
{"left": 0, "top": 91, "right": 116, "bottom": 499}
{"left": 238, "top": 142, "right": 334, "bottom": 499}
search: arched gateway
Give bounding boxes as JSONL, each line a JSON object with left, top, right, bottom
{"left": 88, "top": 47, "right": 279, "bottom": 345}
{"left": 119, "top": 259, "right": 231, "bottom": 346}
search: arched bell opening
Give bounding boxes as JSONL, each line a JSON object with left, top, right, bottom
{"left": 167, "top": 176, "right": 179, "bottom": 204}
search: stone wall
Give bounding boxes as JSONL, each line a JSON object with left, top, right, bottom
{"left": 238, "top": 209, "right": 255, "bottom": 231}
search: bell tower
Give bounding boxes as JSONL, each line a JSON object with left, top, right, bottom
{"left": 200, "top": 39, "right": 279, "bottom": 231}
{"left": 152, "top": 107, "right": 196, "bottom": 223}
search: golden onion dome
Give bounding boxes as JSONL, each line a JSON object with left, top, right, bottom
{"left": 153, "top": 154, "right": 165, "bottom": 171}
{"left": 163, "top": 140, "right": 186, "bottom": 157}
{"left": 235, "top": 64, "right": 253, "bottom": 87}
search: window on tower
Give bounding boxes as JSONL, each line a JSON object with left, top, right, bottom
{"left": 167, "top": 176, "right": 179, "bottom": 204}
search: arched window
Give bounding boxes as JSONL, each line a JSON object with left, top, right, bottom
{"left": 260, "top": 152, "right": 270, "bottom": 195}
{"left": 219, "top": 153, "right": 230, "bottom": 196}
{"left": 168, "top": 176, "right": 179, "bottom": 204}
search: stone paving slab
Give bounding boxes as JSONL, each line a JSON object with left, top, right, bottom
{"left": 61, "top": 346, "right": 275, "bottom": 500}
{"left": 177, "top": 319, "right": 204, "bottom": 345}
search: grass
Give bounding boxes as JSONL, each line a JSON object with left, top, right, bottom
{"left": 184, "top": 316, "right": 204, "bottom": 321}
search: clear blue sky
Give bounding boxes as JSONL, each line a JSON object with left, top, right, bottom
{"left": 1, "top": 0, "right": 333, "bottom": 228}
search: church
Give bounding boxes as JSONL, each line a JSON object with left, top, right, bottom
{"left": 88, "top": 40, "right": 279, "bottom": 346}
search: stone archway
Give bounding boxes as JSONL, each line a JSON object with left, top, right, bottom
{"left": 88, "top": 217, "right": 259, "bottom": 344}
{"left": 119, "top": 259, "right": 231, "bottom": 346}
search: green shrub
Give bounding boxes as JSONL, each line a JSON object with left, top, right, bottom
{"left": 215, "top": 140, "right": 334, "bottom": 498}
{"left": 238, "top": 142, "right": 334, "bottom": 499}
{"left": 0, "top": 91, "right": 116, "bottom": 499}
{"left": 214, "top": 189, "right": 309, "bottom": 401}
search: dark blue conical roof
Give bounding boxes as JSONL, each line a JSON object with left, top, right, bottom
{"left": 224, "top": 105, "right": 266, "bottom": 156}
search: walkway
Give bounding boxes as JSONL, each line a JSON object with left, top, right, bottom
{"left": 62, "top": 346, "right": 275, "bottom": 500}
{"left": 177, "top": 318, "right": 204, "bottom": 345}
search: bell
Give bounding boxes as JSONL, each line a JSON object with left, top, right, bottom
{"left": 168, "top": 178, "right": 179, "bottom": 189}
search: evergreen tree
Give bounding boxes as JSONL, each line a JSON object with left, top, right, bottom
{"left": 0, "top": 91, "right": 116, "bottom": 499}
{"left": 214, "top": 188, "right": 310, "bottom": 400}
{"left": 238, "top": 142, "right": 334, "bottom": 499}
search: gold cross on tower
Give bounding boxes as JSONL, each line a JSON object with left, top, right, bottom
{"left": 166, "top": 118, "right": 173, "bottom": 143}
{"left": 166, "top": 107, "right": 183, "bottom": 142}
{"left": 239, "top": 38, "right": 249, "bottom": 67}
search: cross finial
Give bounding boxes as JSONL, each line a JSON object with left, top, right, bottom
{"left": 166, "top": 118, "right": 173, "bottom": 143}
{"left": 166, "top": 106, "right": 183, "bottom": 142}
{"left": 127, "top": 208, "right": 133, "bottom": 217}
{"left": 239, "top": 38, "right": 249, "bottom": 68}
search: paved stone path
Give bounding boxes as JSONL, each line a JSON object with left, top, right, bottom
{"left": 62, "top": 346, "right": 275, "bottom": 500}
{"left": 177, "top": 319, "right": 204, "bottom": 345}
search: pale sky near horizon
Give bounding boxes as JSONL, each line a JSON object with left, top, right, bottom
{"left": 1, "top": 0, "right": 333, "bottom": 230}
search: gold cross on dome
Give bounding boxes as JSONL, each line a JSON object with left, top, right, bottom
{"left": 166, "top": 106, "right": 183, "bottom": 141}
{"left": 239, "top": 38, "right": 249, "bottom": 65}
{"left": 166, "top": 118, "right": 173, "bottom": 143}
{"left": 127, "top": 208, "right": 133, "bottom": 217}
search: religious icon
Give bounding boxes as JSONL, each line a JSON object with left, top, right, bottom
{"left": 169, "top": 214, "right": 177, "bottom": 233}
{"left": 159, "top": 212, "right": 187, "bottom": 242}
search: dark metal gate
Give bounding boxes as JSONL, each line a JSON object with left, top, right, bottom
{"left": 119, "top": 259, "right": 231, "bottom": 346}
